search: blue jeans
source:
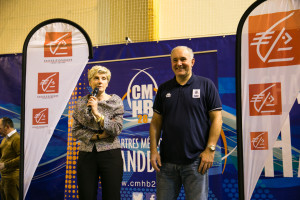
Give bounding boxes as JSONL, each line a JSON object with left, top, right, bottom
{"left": 156, "top": 158, "right": 208, "bottom": 200}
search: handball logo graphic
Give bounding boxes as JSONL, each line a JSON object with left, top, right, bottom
{"left": 249, "top": 10, "right": 300, "bottom": 68}
{"left": 123, "top": 68, "right": 158, "bottom": 123}
{"left": 44, "top": 32, "right": 72, "bottom": 57}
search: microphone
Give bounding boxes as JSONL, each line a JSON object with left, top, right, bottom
{"left": 88, "top": 87, "right": 99, "bottom": 111}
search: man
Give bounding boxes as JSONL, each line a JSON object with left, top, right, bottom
{"left": 150, "top": 46, "right": 222, "bottom": 200}
{"left": 0, "top": 117, "right": 20, "bottom": 200}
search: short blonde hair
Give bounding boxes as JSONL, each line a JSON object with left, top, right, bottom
{"left": 88, "top": 65, "right": 111, "bottom": 83}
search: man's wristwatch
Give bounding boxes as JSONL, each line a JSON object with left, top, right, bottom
{"left": 207, "top": 144, "right": 216, "bottom": 151}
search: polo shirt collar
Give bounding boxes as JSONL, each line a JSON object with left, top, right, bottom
{"left": 7, "top": 129, "right": 17, "bottom": 138}
{"left": 185, "top": 73, "right": 195, "bottom": 85}
{"left": 173, "top": 73, "right": 195, "bottom": 86}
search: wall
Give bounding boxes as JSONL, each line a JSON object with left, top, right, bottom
{"left": 0, "top": 0, "right": 255, "bottom": 54}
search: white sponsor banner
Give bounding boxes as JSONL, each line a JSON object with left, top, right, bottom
{"left": 241, "top": 0, "right": 300, "bottom": 199}
{"left": 24, "top": 21, "right": 90, "bottom": 197}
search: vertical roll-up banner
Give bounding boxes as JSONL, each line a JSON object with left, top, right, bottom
{"left": 21, "top": 19, "right": 93, "bottom": 199}
{"left": 237, "top": 0, "right": 300, "bottom": 200}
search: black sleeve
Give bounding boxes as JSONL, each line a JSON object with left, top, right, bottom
{"left": 153, "top": 86, "right": 163, "bottom": 115}
{"left": 206, "top": 79, "right": 222, "bottom": 112}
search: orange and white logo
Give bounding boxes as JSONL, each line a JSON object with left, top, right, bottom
{"left": 249, "top": 82, "right": 282, "bottom": 116}
{"left": 250, "top": 131, "right": 268, "bottom": 150}
{"left": 44, "top": 32, "right": 72, "bottom": 57}
{"left": 32, "top": 108, "right": 48, "bottom": 125}
{"left": 123, "top": 68, "right": 158, "bottom": 124}
{"left": 249, "top": 10, "right": 300, "bottom": 68}
{"left": 38, "top": 72, "right": 59, "bottom": 94}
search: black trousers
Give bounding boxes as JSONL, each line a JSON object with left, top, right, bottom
{"left": 77, "top": 148, "right": 123, "bottom": 200}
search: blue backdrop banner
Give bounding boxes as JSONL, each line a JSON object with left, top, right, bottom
{"left": 1, "top": 35, "right": 298, "bottom": 200}
{"left": 63, "top": 36, "right": 237, "bottom": 200}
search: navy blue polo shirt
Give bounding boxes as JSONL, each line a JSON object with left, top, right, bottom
{"left": 153, "top": 74, "right": 222, "bottom": 164}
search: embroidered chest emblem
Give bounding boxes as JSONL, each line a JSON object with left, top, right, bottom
{"left": 193, "top": 89, "right": 200, "bottom": 98}
{"left": 166, "top": 93, "right": 171, "bottom": 98}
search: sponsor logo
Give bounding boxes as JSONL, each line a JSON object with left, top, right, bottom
{"left": 146, "top": 193, "right": 156, "bottom": 200}
{"left": 249, "top": 10, "right": 300, "bottom": 68}
{"left": 32, "top": 108, "right": 48, "bottom": 125}
{"left": 192, "top": 89, "right": 200, "bottom": 98}
{"left": 123, "top": 68, "right": 158, "bottom": 124}
{"left": 166, "top": 93, "right": 171, "bottom": 98}
{"left": 44, "top": 32, "right": 72, "bottom": 57}
{"left": 250, "top": 131, "right": 268, "bottom": 150}
{"left": 249, "top": 82, "right": 282, "bottom": 116}
{"left": 132, "top": 192, "right": 143, "bottom": 200}
{"left": 38, "top": 72, "right": 59, "bottom": 94}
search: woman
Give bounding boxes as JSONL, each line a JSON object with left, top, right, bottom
{"left": 72, "top": 65, "right": 124, "bottom": 200}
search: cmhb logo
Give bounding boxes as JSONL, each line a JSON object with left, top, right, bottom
{"left": 123, "top": 68, "right": 158, "bottom": 124}
{"left": 38, "top": 72, "right": 59, "bottom": 94}
{"left": 44, "top": 32, "right": 72, "bottom": 57}
{"left": 249, "top": 10, "right": 300, "bottom": 69}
